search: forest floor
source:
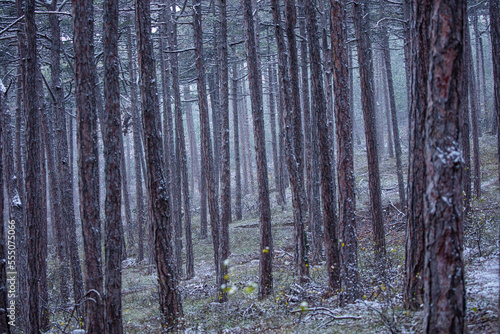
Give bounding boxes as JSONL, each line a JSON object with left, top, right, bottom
{"left": 50, "top": 134, "right": 500, "bottom": 333}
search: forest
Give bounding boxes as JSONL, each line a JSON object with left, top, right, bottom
{"left": 0, "top": 0, "right": 499, "bottom": 332}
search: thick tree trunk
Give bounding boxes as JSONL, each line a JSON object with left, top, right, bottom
{"left": 329, "top": 0, "right": 357, "bottom": 302}
{"left": 103, "top": 0, "right": 123, "bottom": 330}
{"left": 404, "top": 0, "right": 430, "bottom": 310}
{"left": 353, "top": 0, "right": 386, "bottom": 267}
{"left": 135, "top": 0, "right": 183, "bottom": 326}
{"left": 242, "top": 0, "right": 274, "bottom": 298}
{"left": 423, "top": 1, "right": 466, "bottom": 332}
{"left": 24, "top": 0, "right": 43, "bottom": 330}
{"left": 73, "top": 0, "right": 105, "bottom": 328}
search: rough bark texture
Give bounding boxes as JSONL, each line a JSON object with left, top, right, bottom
{"left": 404, "top": 0, "right": 430, "bottom": 310}
{"left": 353, "top": 0, "right": 386, "bottom": 267}
{"left": 135, "top": 0, "right": 184, "bottom": 327}
{"left": 329, "top": 0, "right": 357, "bottom": 301}
{"left": 73, "top": 0, "right": 106, "bottom": 328}
{"left": 283, "top": 0, "right": 309, "bottom": 280}
{"left": 193, "top": 0, "right": 222, "bottom": 296}
{"left": 242, "top": 0, "right": 273, "bottom": 298}
{"left": 103, "top": 0, "right": 123, "bottom": 330}
{"left": 24, "top": 0, "right": 42, "bottom": 330}
{"left": 423, "top": 1, "right": 466, "bottom": 332}
{"left": 218, "top": 0, "right": 231, "bottom": 301}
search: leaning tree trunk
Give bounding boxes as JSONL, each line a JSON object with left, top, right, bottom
{"left": 353, "top": 0, "right": 386, "bottom": 268}
{"left": 423, "top": 1, "right": 466, "bottom": 332}
{"left": 329, "top": 0, "right": 357, "bottom": 302}
{"left": 103, "top": 0, "right": 124, "bottom": 330}
{"left": 231, "top": 61, "right": 243, "bottom": 220}
{"left": 242, "top": 0, "right": 274, "bottom": 299}
{"left": 135, "top": 0, "right": 184, "bottom": 327}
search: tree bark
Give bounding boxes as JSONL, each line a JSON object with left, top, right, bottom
{"left": 353, "top": 0, "right": 386, "bottom": 267}
{"left": 404, "top": 0, "right": 430, "bottom": 310}
{"left": 24, "top": 0, "right": 43, "bottom": 330}
{"left": 284, "top": 0, "right": 309, "bottom": 280}
{"left": 242, "top": 0, "right": 274, "bottom": 298}
{"left": 329, "top": 0, "right": 357, "bottom": 301}
{"left": 193, "top": 0, "right": 223, "bottom": 297}
{"left": 103, "top": 0, "right": 123, "bottom": 329}
{"left": 423, "top": 1, "right": 466, "bottom": 332}
{"left": 135, "top": 0, "right": 184, "bottom": 326}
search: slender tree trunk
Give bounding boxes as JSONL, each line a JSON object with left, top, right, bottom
{"left": 0, "top": 81, "right": 10, "bottom": 334}
{"left": 231, "top": 62, "right": 243, "bottom": 220}
{"left": 193, "top": 0, "right": 223, "bottom": 297}
{"left": 473, "top": 13, "right": 485, "bottom": 135}
{"left": 103, "top": 0, "right": 123, "bottom": 329}
{"left": 353, "top": 0, "right": 386, "bottom": 267}
{"left": 135, "top": 0, "right": 184, "bottom": 326}
{"left": 404, "top": 0, "right": 430, "bottom": 310}
{"left": 242, "top": 0, "right": 274, "bottom": 298}
{"left": 465, "top": 18, "right": 481, "bottom": 198}
{"left": 423, "top": 1, "right": 466, "bottom": 332}
{"left": 379, "top": 9, "right": 406, "bottom": 209}
{"left": 240, "top": 86, "right": 250, "bottom": 196}
{"left": 488, "top": 2, "right": 500, "bottom": 330}
{"left": 329, "top": 0, "right": 357, "bottom": 302}
{"left": 184, "top": 86, "right": 201, "bottom": 214}
{"left": 48, "top": 0, "right": 71, "bottom": 305}
{"left": 284, "top": 0, "right": 309, "bottom": 280}
{"left": 166, "top": 1, "right": 194, "bottom": 279}
{"left": 461, "top": 41, "right": 472, "bottom": 218}
{"left": 218, "top": 0, "right": 231, "bottom": 301}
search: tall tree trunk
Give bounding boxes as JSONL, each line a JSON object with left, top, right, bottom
{"left": 193, "top": 0, "right": 223, "bottom": 297}
{"left": 218, "top": 0, "right": 231, "bottom": 301}
{"left": 461, "top": 39, "right": 472, "bottom": 218}
{"left": 0, "top": 81, "right": 10, "bottom": 334}
{"left": 127, "top": 17, "right": 146, "bottom": 263}
{"left": 48, "top": 0, "right": 71, "bottom": 305}
{"left": 353, "top": 0, "right": 386, "bottom": 267}
{"left": 73, "top": 0, "right": 105, "bottom": 327}
{"left": 24, "top": 0, "right": 43, "bottom": 330}
{"left": 329, "top": 0, "right": 357, "bottom": 301}
{"left": 135, "top": 0, "right": 184, "bottom": 326}
{"left": 166, "top": 0, "right": 194, "bottom": 279}
{"left": 284, "top": 0, "right": 309, "bottom": 280}
{"left": 184, "top": 86, "right": 201, "bottom": 219}
{"left": 231, "top": 62, "right": 243, "bottom": 220}
{"left": 404, "top": 0, "right": 430, "bottom": 310}
{"left": 242, "top": 0, "right": 274, "bottom": 298}
{"left": 423, "top": 1, "right": 466, "bottom": 332}
{"left": 488, "top": 2, "right": 500, "bottom": 330}
{"left": 465, "top": 18, "right": 481, "bottom": 199}
{"left": 103, "top": 0, "right": 123, "bottom": 329}
{"left": 379, "top": 4, "right": 406, "bottom": 208}
{"left": 473, "top": 13, "right": 485, "bottom": 135}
